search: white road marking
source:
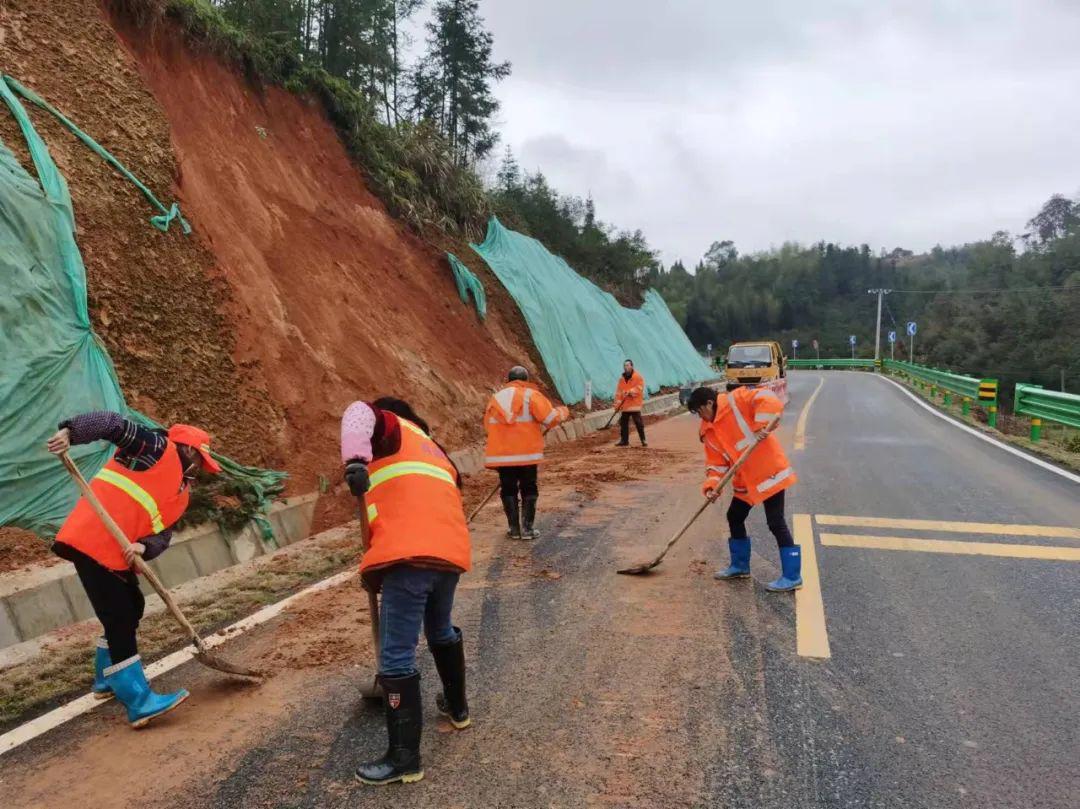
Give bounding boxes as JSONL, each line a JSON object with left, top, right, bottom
{"left": 878, "top": 375, "right": 1080, "bottom": 486}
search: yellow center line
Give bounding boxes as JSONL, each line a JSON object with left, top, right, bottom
{"left": 815, "top": 514, "right": 1080, "bottom": 540}
{"left": 820, "top": 533, "right": 1080, "bottom": 561}
{"left": 794, "top": 376, "right": 824, "bottom": 451}
{"left": 793, "top": 513, "right": 831, "bottom": 658}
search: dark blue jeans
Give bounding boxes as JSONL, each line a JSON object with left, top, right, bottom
{"left": 378, "top": 565, "right": 460, "bottom": 677}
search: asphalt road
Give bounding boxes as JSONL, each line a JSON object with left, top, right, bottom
{"left": 3, "top": 371, "right": 1077, "bottom": 808}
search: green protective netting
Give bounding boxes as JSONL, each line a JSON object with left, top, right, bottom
{"left": 0, "top": 77, "right": 284, "bottom": 540}
{"left": 446, "top": 252, "right": 486, "bottom": 319}
{"left": 2, "top": 76, "right": 190, "bottom": 234}
{"left": 471, "top": 217, "right": 713, "bottom": 404}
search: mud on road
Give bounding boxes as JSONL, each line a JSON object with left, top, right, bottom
{"left": 2, "top": 413, "right": 819, "bottom": 809}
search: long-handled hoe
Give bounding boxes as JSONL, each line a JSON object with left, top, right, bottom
{"left": 354, "top": 493, "right": 384, "bottom": 701}
{"left": 60, "top": 452, "right": 263, "bottom": 681}
{"left": 616, "top": 430, "right": 767, "bottom": 575}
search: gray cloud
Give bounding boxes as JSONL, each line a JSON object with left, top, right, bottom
{"left": 453, "top": 2, "right": 1080, "bottom": 264}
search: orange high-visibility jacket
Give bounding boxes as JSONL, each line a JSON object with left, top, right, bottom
{"left": 615, "top": 371, "right": 646, "bottom": 412}
{"left": 484, "top": 381, "right": 568, "bottom": 468}
{"left": 56, "top": 441, "right": 190, "bottom": 571}
{"left": 361, "top": 418, "right": 471, "bottom": 582}
{"left": 700, "top": 386, "right": 797, "bottom": 505}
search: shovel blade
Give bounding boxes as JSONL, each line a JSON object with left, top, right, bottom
{"left": 360, "top": 677, "right": 384, "bottom": 701}
{"left": 193, "top": 650, "right": 264, "bottom": 682}
{"left": 616, "top": 558, "right": 662, "bottom": 575}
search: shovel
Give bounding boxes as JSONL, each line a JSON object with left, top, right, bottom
{"left": 355, "top": 493, "right": 383, "bottom": 701}
{"left": 467, "top": 482, "right": 501, "bottom": 524}
{"left": 59, "top": 452, "right": 263, "bottom": 681}
{"left": 601, "top": 402, "right": 624, "bottom": 430}
{"left": 616, "top": 428, "right": 768, "bottom": 575}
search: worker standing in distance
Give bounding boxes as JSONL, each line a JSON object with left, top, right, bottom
{"left": 615, "top": 359, "right": 647, "bottom": 447}
{"left": 341, "top": 398, "right": 472, "bottom": 786}
{"left": 483, "top": 366, "right": 569, "bottom": 539}
{"left": 45, "top": 412, "right": 222, "bottom": 727}
{"left": 686, "top": 386, "right": 802, "bottom": 592}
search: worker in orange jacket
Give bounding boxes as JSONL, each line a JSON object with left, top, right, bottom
{"left": 341, "top": 397, "right": 472, "bottom": 786}
{"left": 614, "top": 359, "right": 647, "bottom": 447}
{"left": 484, "top": 366, "right": 569, "bottom": 539}
{"left": 46, "top": 412, "right": 221, "bottom": 728}
{"left": 687, "top": 385, "right": 801, "bottom": 592}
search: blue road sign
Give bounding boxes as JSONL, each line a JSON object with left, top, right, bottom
{"left": 907, "top": 321, "right": 917, "bottom": 336}
{"left": 849, "top": 335, "right": 857, "bottom": 345}
{"left": 792, "top": 339, "right": 799, "bottom": 349}
{"left": 888, "top": 330, "right": 896, "bottom": 343}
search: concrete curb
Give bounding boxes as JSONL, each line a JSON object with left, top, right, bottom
{"left": 0, "top": 494, "right": 318, "bottom": 650}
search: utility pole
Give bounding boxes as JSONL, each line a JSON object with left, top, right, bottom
{"left": 868, "top": 289, "right": 891, "bottom": 362}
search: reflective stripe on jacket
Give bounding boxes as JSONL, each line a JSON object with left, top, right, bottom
{"left": 56, "top": 441, "right": 190, "bottom": 571}
{"left": 361, "top": 419, "right": 472, "bottom": 582}
{"left": 484, "top": 381, "right": 568, "bottom": 467}
{"left": 700, "top": 386, "right": 796, "bottom": 505}
{"left": 615, "top": 371, "right": 646, "bottom": 412}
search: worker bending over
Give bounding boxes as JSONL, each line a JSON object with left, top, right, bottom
{"left": 341, "top": 398, "right": 471, "bottom": 786}
{"left": 46, "top": 412, "right": 222, "bottom": 726}
{"left": 686, "top": 386, "right": 802, "bottom": 592}
{"left": 614, "top": 359, "right": 647, "bottom": 447}
{"left": 483, "top": 366, "right": 569, "bottom": 539}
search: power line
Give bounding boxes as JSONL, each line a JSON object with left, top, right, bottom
{"left": 891, "top": 284, "right": 1080, "bottom": 295}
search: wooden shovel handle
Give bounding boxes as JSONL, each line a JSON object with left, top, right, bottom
{"left": 356, "top": 493, "right": 382, "bottom": 657}
{"left": 654, "top": 428, "right": 770, "bottom": 556}
{"left": 59, "top": 452, "right": 207, "bottom": 653}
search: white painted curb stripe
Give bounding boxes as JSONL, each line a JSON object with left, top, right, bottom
{"left": 0, "top": 569, "right": 357, "bottom": 757}
{"left": 879, "top": 375, "right": 1080, "bottom": 486}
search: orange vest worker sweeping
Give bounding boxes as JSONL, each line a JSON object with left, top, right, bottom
{"left": 688, "top": 385, "right": 803, "bottom": 592}
{"left": 483, "top": 366, "right": 568, "bottom": 539}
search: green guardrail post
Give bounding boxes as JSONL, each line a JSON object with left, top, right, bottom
{"left": 988, "top": 405, "right": 998, "bottom": 429}
{"left": 944, "top": 391, "right": 951, "bottom": 406}
{"left": 962, "top": 397, "right": 970, "bottom": 416}
{"left": 1031, "top": 418, "right": 1042, "bottom": 442}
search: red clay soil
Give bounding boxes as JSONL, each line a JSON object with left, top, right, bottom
{"left": 0, "top": 0, "right": 547, "bottom": 549}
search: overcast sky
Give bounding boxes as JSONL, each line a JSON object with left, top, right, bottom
{"left": 419, "top": 1, "right": 1080, "bottom": 267}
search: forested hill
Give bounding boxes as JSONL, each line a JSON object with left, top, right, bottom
{"left": 650, "top": 194, "right": 1080, "bottom": 398}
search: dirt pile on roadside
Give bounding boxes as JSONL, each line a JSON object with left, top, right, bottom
{"left": 0, "top": 0, "right": 546, "bottom": 548}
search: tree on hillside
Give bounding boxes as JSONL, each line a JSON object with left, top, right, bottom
{"left": 414, "top": 0, "right": 511, "bottom": 165}
{"left": 214, "top": 1, "right": 424, "bottom": 125}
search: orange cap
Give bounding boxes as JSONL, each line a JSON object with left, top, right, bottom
{"left": 167, "top": 424, "right": 223, "bottom": 474}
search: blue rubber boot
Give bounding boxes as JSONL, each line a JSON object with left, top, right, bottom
{"left": 764, "top": 546, "right": 803, "bottom": 592}
{"left": 92, "top": 637, "right": 112, "bottom": 700}
{"left": 714, "top": 538, "right": 751, "bottom": 580}
{"left": 104, "top": 655, "right": 189, "bottom": 728}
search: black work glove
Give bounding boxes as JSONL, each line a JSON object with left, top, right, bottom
{"left": 344, "top": 461, "right": 370, "bottom": 497}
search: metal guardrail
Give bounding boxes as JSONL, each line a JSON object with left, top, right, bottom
{"left": 787, "top": 358, "right": 876, "bottom": 369}
{"left": 884, "top": 360, "right": 999, "bottom": 427}
{"left": 1014, "top": 384, "right": 1080, "bottom": 440}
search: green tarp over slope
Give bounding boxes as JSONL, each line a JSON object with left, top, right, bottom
{"left": 0, "top": 78, "right": 128, "bottom": 537}
{"left": 0, "top": 77, "right": 284, "bottom": 539}
{"left": 471, "top": 217, "right": 712, "bottom": 404}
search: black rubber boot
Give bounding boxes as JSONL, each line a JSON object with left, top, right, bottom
{"left": 521, "top": 496, "right": 539, "bottom": 539}
{"left": 431, "top": 629, "right": 470, "bottom": 730}
{"left": 501, "top": 496, "right": 521, "bottom": 539}
{"left": 355, "top": 673, "right": 424, "bottom": 785}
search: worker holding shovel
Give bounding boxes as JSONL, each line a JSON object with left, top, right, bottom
{"left": 45, "top": 411, "right": 222, "bottom": 727}
{"left": 614, "top": 359, "right": 647, "bottom": 447}
{"left": 341, "top": 398, "right": 472, "bottom": 786}
{"left": 686, "top": 386, "right": 802, "bottom": 592}
{"left": 483, "top": 366, "right": 569, "bottom": 539}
